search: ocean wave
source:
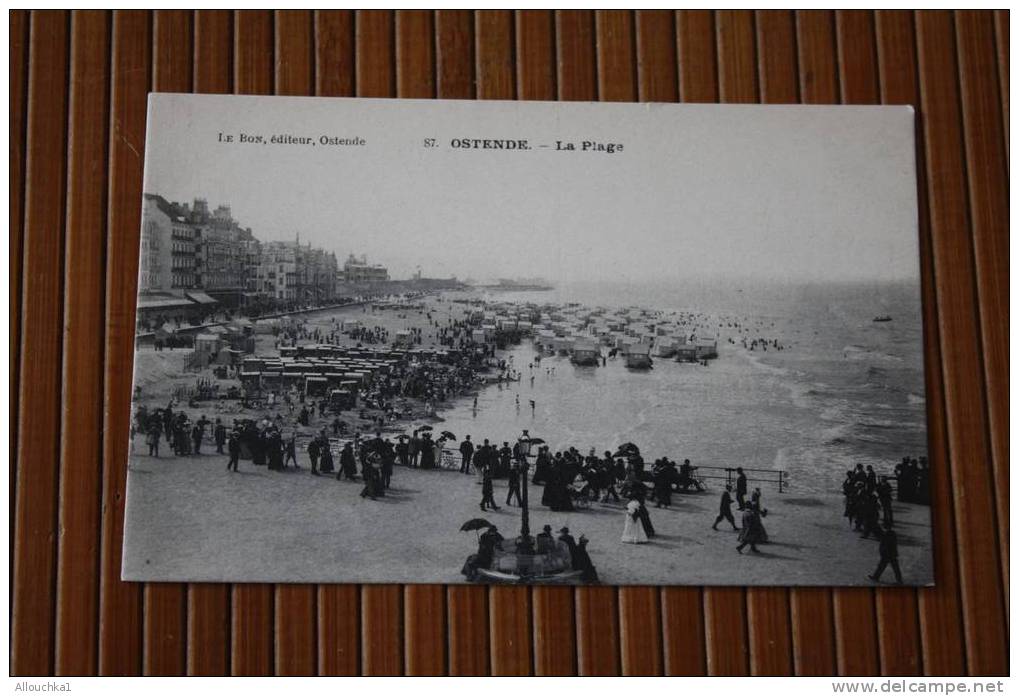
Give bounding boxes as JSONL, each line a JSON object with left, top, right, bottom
{"left": 843, "top": 344, "right": 904, "bottom": 363}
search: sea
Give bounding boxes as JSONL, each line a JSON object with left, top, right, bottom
{"left": 433, "top": 279, "right": 928, "bottom": 495}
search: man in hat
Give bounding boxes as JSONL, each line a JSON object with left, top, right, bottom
{"left": 479, "top": 463, "right": 499, "bottom": 511}
{"left": 506, "top": 460, "right": 522, "bottom": 506}
{"left": 226, "top": 431, "right": 240, "bottom": 472}
{"left": 459, "top": 434, "right": 475, "bottom": 474}
{"left": 557, "top": 526, "right": 577, "bottom": 557}
{"left": 535, "top": 524, "right": 555, "bottom": 553}
{"left": 735, "top": 467, "right": 748, "bottom": 510}
{"left": 869, "top": 521, "right": 903, "bottom": 584}
{"left": 214, "top": 418, "right": 227, "bottom": 454}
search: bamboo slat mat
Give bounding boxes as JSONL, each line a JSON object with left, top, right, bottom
{"left": 9, "top": 10, "right": 1009, "bottom": 676}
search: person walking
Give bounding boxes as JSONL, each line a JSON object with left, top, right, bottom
{"left": 506, "top": 462, "right": 522, "bottom": 506}
{"left": 307, "top": 436, "right": 321, "bottom": 476}
{"left": 736, "top": 506, "right": 764, "bottom": 554}
{"left": 226, "top": 432, "right": 240, "bottom": 472}
{"left": 459, "top": 435, "right": 475, "bottom": 474}
{"left": 480, "top": 464, "right": 499, "bottom": 511}
{"left": 868, "top": 521, "right": 903, "bottom": 584}
{"left": 214, "top": 418, "right": 227, "bottom": 454}
{"left": 622, "top": 499, "right": 649, "bottom": 544}
{"left": 284, "top": 431, "right": 298, "bottom": 468}
{"left": 338, "top": 442, "right": 358, "bottom": 481}
{"left": 713, "top": 485, "right": 739, "bottom": 531}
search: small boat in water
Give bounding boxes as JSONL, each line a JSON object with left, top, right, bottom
{"left": 873, "top": 315, "right": 893, "bottom": 322}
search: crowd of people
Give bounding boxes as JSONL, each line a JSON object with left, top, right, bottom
{"left": 894, "top": 456, "right": 931, "bottom": 505}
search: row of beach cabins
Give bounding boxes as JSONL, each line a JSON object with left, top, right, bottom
{"left": 236, "top": 344, "right": 454, "bottom": 409}
{"left": 460, "top": 301, "right": 719, "bottom": 369}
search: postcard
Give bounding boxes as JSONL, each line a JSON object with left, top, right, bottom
{"left": 123, "top": 94, "right": 931, "bottom": 586}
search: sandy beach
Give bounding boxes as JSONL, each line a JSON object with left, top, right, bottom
{"left": 126, "top": 288, "right": 932, "bottom": 586}
{"left": 123, "top": 449, "right": 932, "bottom": 585}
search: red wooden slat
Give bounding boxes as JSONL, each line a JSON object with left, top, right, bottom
{"left": 915, "top": 10, "right": 1008, "bottom": 675}
{"left": 516, "top": 10, "right": 555, "bottom": 102}
{"left": 556, "top": 11, "right": 596, "bottom": 103}
{"left": 188, "top": 10, "right": 232, "bottom": 676}
{"left": 636, "top": 10, "right": 678, "bottom": 102}
{"left": 954, "top": 9, "right": 1010, "bottom": 604}
{"left": 315, "top": 11, "right": 354, "bottom": 99}
{"left": 595, "top": 10, "right": 635, "bottom": 102}
{"left": 993, "top": 11, "right": 1008, "bottom": 166}
{"left": 436, "top": 10, "right": 474, "bottom": 101}
{"left": 12, "top": 9, "right": 69, "bottom": 676}
{"left": 54, "top": 9, "right": 109, "bottom": 677}
{"left": 9, "top": 10, "right": 30, "bottom": 574}
{"left": 677, "top": 10, "right": 719, "bottom": 103}
{"left": 98, "top": 9, "right": 149, "bottom": 676}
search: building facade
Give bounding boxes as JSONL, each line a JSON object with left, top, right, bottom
{"left": 340, "top": 254, "right": 389, "bottom": 284}
{"left": 140, "top": 192, "right": 353, "bottom": 310}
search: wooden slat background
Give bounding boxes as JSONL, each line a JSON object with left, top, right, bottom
{"left": 9, "top": 9, "right": 1008, "bottom": 676}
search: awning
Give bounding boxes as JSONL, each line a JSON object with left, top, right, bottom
{"left": 186, "top": 291, "right": 219, "bottom": 305}
{"left": 137, "top": 296, "right": 193, "bottom": 310}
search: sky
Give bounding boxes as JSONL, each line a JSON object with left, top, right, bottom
{"left": 143, "top": 95, "right": 922, "bottom": 285}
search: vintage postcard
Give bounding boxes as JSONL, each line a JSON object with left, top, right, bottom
{"left": 123, "top": 94, "right": 932, "bottom": 586}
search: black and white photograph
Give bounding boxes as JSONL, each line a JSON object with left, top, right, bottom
{"left": 122, "top": 94, "right": 933, "bottom": 586}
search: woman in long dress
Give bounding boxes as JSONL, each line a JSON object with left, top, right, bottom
{"left": 622, "top": 499, "right": 649, "bottom": 544}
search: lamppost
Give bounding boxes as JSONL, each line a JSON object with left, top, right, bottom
{"left": 516, "top": 430, "right": 535, "bottom": 554}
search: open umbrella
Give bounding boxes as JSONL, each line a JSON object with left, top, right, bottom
{"left": 459, "top": 518, "right": 493, "bottom": 532}
{"left": 524, "top": 437, "right": 546, "bottom": 445}
{"left": 612, "top": 442, "right": 641, "bottom": 459}
{"left": 441, "top": 430, "right": 457, "bottom": 441}
{"left": 414, "top": 424, "right": 434, "bottom": 433}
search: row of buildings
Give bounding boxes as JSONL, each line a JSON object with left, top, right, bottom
{"left": 139, "top": 194, "right": 389, "bottom": 318}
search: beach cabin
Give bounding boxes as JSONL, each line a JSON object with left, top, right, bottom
{"left": 194, "top": 333, "right": 223, "bottom": 355}
{"left": 675, "top": 344, "right": 698, "bottom": 362}
{"left": 694, "top": 339, "right": 719, "bottom": 360}
{"left": 655, "top": 340, "right": 678, "bottom": 358}
{"left": 571, "top": 339, "right": 600, "bottom": 366}
{"left": 393, "top": 329, "right": 413, "bottom": 347}
{"left": 624, "top": 342, "right": 652, "bottom": 369}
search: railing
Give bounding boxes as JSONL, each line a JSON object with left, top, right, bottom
{"left": 694, "top": 465, "right": 788, "bottom": 493}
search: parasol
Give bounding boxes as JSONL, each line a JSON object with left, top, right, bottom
{"left": 524, "top": 437, "right": 546, "bottom": 445}
{"left": 459, "top": 518, "right": 493, "bottom": 533}
{"left": 441, "top": 430, "right": 457, "bottom": 441}
{"left": 414, "top": 425, "right": 434, "bottom": 433}
{"left": 612, "top": 442, "right": 641, "bottom": 459}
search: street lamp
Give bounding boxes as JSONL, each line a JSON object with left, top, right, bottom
{"left": 515, "top": 429, "right": 535, "bottom": 554}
